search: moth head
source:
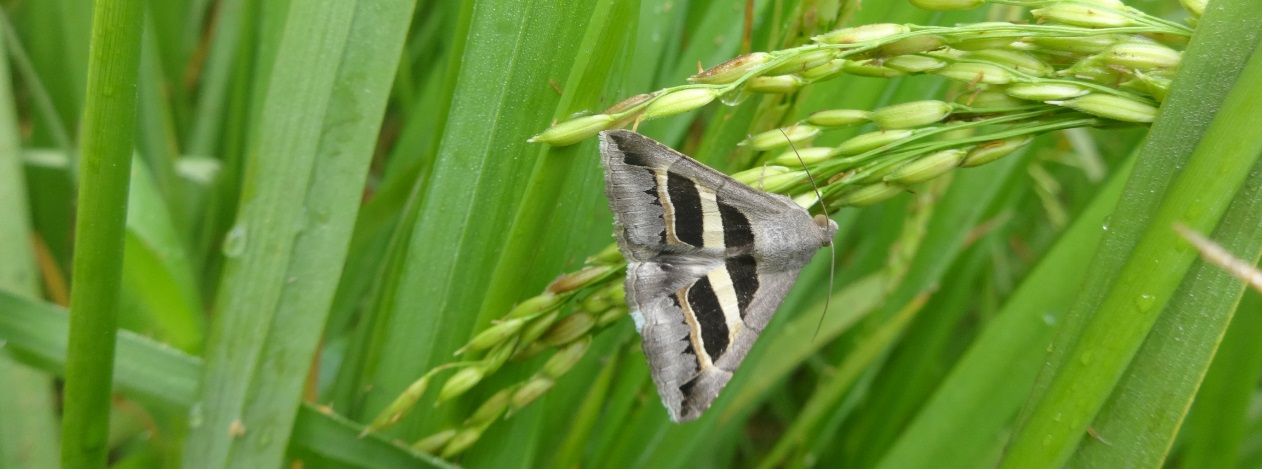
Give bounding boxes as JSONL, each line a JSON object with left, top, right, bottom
{"left": 812, "top": 214, "right": 838, "bottom": 245}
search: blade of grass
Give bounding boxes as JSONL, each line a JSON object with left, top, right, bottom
{"left": 183, "top": 0, "right": 355, "bottom": 461}
{"left": 191, "top": 0, "right": 261, "bottom": 298}
{"left": 474, "top": 0, "right": 635, "bottom": 340}
{"left": 0, "top": 10, "right": 74, "bottom": 156}
{"left": 10, "top": 0, "right": 89, "bottom": 149}
{"left": 119, "top": 160, "right": 205, "bottom": 353}
{"left": 1177, "top": 289, "right": 1262, "bottom": 467}
{"left": 0, "top": 25, "right": 58, "bottom": 468}
{"left": 289, "top": 408, "right": 458, "bottom": 469}
{"left": 61, "top": 0, "right": 145, "bottom": 466}
{"left": 144, "top": 0, "right": 197, "bottom": 140}
{"left": 9, "top": 148, "right": 205, "bottom": 354}
{"left": 759, "top": 293, "right": 925, "bottom": 469}
{"left": 185, "top": 0, "right": 245, "bottom": 158}
{"left": 183, "top": 0, "right": 415, "bottom": 467}
{"left": 1000, "top": 3, "right": 1262, "bottom": 464}
{"left": 1074, "top": 158, "right": 1262, "bottom": 465}
{"left": 876, "top": 153, "right": 1134, "bottom": 469}
{"left": 843, "top": 226, "right": 992, "bottom": 467}
{"left": 1011, "top": 0, "right": 1262, "bottom": 438}
{"left": 760, "top": 141, "right": 1026, "bottom": 467}
{"left": 0, "top": 291, "right": 197, "bottom": 411}
{"left": 350, "top": 0, "right": 628, "bottom": 445}
{"left": 0, "top": 291, "right": 451, "bottom": 468}
{"left": 0, "top": 9, "right": 40, "bottom": 322}
{"left": 468, "top": 1, "right": 643, "bottom": 465}
{"left": 0, "top": 11, "right": 79, "bottom": 279}
{"left": 796, "top": 5, "right": 985, "bottom": 463}
{"left": 547, "top": 336, "right": 629, "bottom": 469}
{"left": 323, "top": 4, "right": 462, "bottom": 406}
{"left": 0, "top": 358, "right": 57, "bottom": 467}
{"left": 134, "top": 21, "right": 182, "bottom": 217}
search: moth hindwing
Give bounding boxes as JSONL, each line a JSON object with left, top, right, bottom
{"left": 598, "top": 129, "right": 837, "bottom": 422}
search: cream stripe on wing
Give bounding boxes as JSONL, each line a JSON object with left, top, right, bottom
{"left": 696, "top": 184, "right": 725, "bottom": 249}
{"left": 653, "top": 169, "right": 679, "bottom": 245}
{"left": 705, "top": 266, "right": 745, "bottom": 343}
{"left": 675, "top": 289, "right": 714, "bottom": 369}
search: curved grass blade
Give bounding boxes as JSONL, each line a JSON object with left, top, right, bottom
{"left": 1000, "top": 2, "right": 1262, "bottom": 464}
{"left": 184, "top": 1, "right": 416, "bottom": 466}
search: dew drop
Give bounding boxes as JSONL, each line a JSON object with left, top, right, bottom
{"left": 223, "top": 225, "right": 248, "bottom": 258}
{"left": 188, "top": 403, "right": 204, "bottom": 428}
{"left": 720, "top": 88, "right": 752, "bottom": 106}
{"left": 1135, "top": 293, "right": 1156, "bottom": 312}
{"left": 1101, "top": 215, "right": 1112, "bottom": 231}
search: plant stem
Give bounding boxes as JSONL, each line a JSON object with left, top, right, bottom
{"left": 60, "top": 0, "right": 145, "bottom": 467}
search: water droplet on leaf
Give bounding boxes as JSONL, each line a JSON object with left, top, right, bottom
{"left": 223, "top": 225, "right": 248, "bottom": 258}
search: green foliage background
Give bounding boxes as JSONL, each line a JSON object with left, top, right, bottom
{"left": 0, "top": 0, "right": 1260, "bottom": 467}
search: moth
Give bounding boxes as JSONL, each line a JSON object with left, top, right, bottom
{"left": 599, "top": 129, "right": 837, "bottom": 422}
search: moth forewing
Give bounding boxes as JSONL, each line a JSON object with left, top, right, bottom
{"left": 599, "top": 130, "right": 837, "bottom": 422}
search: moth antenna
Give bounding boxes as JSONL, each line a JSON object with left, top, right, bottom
{"left": 813, "top": 243, "right": 836, "bottom": 342}
{"left": 776, "top": 128, "right": 831, "bottom": 221}
{"left": 777, "top": 128, "right": 834, "bottom": 342}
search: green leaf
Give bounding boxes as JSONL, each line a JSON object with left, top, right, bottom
{"left": 877, "top": 154, "right": 1134, "bottom": 469}
{"left": 0, "top": 23, "right": 58, "bottom": 469}
{"left": 1001, "top": 0, "right": 1262, "bottom": 465}
{"left": 184, "top": 1, "right": 416, "bottom": 467}
{"left": 343, "top": 1, "right": 635, "bottom": 449}
{"left": 0, "top": 290, "right": 449, "bottom": 468}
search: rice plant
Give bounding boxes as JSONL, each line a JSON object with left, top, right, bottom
{"left": 0, "top": 0, "right": 1259, "bottom": 468}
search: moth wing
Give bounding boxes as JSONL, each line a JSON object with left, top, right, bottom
{"left": 631, "top": 257, "right": 809, "bottom": 422}
{"left": 625, "top": 258, "right": 714, "bottom": 422}
{"left": 599, "top": 130, "right": 794, "bottom": 261}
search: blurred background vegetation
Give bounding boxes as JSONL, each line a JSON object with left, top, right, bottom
{"left": 0, "top": 0, "right": 1260, "bottom": 468}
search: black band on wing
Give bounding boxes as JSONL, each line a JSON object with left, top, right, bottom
{"left": 622, "top": 148, "right": 654, "bottom": 167}
{"left": 717, "top": 195, "right": 754, "bottom": 249}
{"left": 667, "top": 172, "right": 705, "bottom": 246}
{"left": 678, "top": 376, "right": 701, "bottom": 419}
{"left": 725, "top": 255, "right": 759, "bottom": 317}
{"left": 686, "top": 276, "right": 730, "bottom": 360}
